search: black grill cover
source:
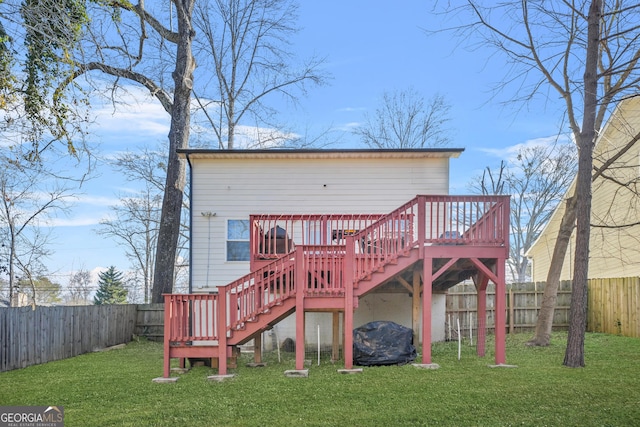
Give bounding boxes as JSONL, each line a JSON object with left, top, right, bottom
{"left": 353, "top": 321, "right": 417, "bottom": 366}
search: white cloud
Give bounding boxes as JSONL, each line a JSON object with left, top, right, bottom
{"left": 333, "top": 121, "right": 361, "bottom": 132}
{"left": 336, "top": 107, "right": 366, "bottom": 113}
{"left": 479, "top": 135, "right": 572, "bottom": 161}
{"left": 75, "top": 194, "right": 121, "bottom": 207}
{"left": 232, "top": 125, "right": 299, "bottom": 149}
{"left": 92, "top": 104, "right": 170, "bottom": 137}
{"left": 47, "top": 216, "right": 100, "bottom": 227}
{"left": 88, "top": 85, "right": 171, "bottom": 140}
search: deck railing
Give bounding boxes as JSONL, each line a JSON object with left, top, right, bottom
{"left": 348, "top": 195, "right": 510, "bottom": 282}
{"left": 250, "top": 213, "right": 384, "bottom": 263}
{"left": 164, "top": 293, "right": 220, "bottom": 344}
{"left": 300, "top": 245, "right": 346, "bottom": 296}
{"left": 165, "top": 195, "right": 509, "bottom": 347}
{"left": 422, "top": 195, "right": 509, "bottom": 244}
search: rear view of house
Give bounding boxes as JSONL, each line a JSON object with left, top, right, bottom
{"left": 160, "top": 148, "right": 510, "bottom": 377}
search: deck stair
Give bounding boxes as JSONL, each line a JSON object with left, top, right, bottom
{"left": 162, "top": 195, "right": 510, "bottom": 377}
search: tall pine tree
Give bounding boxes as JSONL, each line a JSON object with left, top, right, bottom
{"left": 94, "top": 266, "right": 128, "bottom": 305}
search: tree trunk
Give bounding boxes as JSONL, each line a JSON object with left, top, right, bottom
{"left": 151, "top": 0, "right": 196, "bottom": 303}
{"left": 528, "top": 195, "right": 576, "bottom": 346}
{"left": 563, "top": 0, "right": 601, "bottom": 368}
{"left": 564, "top": 138, "right": 592, "bottom": 367}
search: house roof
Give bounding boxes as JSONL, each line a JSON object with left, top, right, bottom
{"left": 177, "top": 148, "right": 465, "bottom": 160}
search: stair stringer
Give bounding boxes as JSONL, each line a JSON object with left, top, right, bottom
{"left": 228, "top": 298, "right": 296, "bottom": 346}
{"left": 354, "top": 248, "right": 421, "bottom": 297}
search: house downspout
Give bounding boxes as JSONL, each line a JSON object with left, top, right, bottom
{"left": 184, "top": 152, "right": 194, "bottom": 294}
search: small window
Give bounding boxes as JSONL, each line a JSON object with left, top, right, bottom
{"left": 227, "top": 219, "right": 250, "bottom": 261}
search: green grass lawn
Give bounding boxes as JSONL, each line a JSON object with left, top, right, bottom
{"left": 1, "top": 332, "right": 639, "bottom": 426}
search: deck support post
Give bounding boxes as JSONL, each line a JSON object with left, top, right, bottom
{"left": 421, "top": 258, "right": 433, "bottom": 364}
{"left": 254, "top": 333, "right": 262, "bottom": 363}
{"left": 494, "top": 258, "right": 507, "bottom": 364}
{"left": 163, "top": 294, "right": 171, "bottom": 378}
{"left": 218, "top": 289, "right": 228, "bottom": 375}
{"left": 344, "top": 236, "right": 356, "bottom": 369}
{"left": 475, "top": 274, "right": 489, "bottom": 357}
{"left": 295, "top": 246, "right": 306, "bottom": 370}
{"left": 412, "top": 266, "right": 421, "bottom": 346}
{"left": 332, "top": 312, "right": 341, "bottom": 361}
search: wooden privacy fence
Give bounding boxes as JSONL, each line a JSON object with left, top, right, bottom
{"left": 134, "top": 303, "right": 165, "bottom": 341}
{"left": 445, "top": 281, "right": 573, "bottom": 339}
{"left": 131, "top": 278, "right": 640, "bottom": 344}
{"left": 588, "top": 277, "right": 640, "bottom": 338}
{"left": 0, "top": 304, "right": 137, "bottom": 373}
{"left": 2, "top": 277, "right": 637, "bottom": 372}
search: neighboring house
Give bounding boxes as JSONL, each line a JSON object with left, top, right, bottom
{"left": 159, "top": 148, "right": 510, "bottom": 378}
{"left": 527, "top": 95, "right": 640, "bottom": 281}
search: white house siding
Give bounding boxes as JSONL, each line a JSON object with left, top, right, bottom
{"left": 183, "top": 150, "right": 460, "bottom": 346}
{"left": 528, "top": 96, "right": 640, "bottom": 281}
{"left": 188, "top": 154, "right": 451, "bottom": 288}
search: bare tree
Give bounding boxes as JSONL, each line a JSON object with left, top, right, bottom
{"left": 57, "top": 0, "right": 324, "bottom": 301}
{"left": 472, "top": 142, "right": 577, "bottom": 282}
{"left": 0, "top": 157, "right": 74, "bottom": 306}
{"left": 353, "top": 87, "right": 451, "bottom": 149}
{"left": 0, "top": 277, "right": 8, "bottom": 306}
{"left": 192, "top": 0, "right": 328, "bottom": 149}
{"left": 98, "top": 147, "right": 189, "bottom": 303}
{"left": 440, "top": 0, "right": 640, "bottom": 367}
{"left": 99, "top": 186, "right": 159, "bottom": 304}
{"left": 66, "top": 267, "right": 93, "bottom": 305}
{"left": 55, "top": 1, "right": 196, "bottom": 303}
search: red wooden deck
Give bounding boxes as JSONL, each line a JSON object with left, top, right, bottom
{"left": 162, "top": 195, "right": 510, "bottom": 377}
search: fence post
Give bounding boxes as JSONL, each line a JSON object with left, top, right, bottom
{"left": 509, "top": 288, "right": 514, "bottom": 334}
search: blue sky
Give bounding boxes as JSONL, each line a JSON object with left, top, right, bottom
{"left": 43, "top": 1, "right": 569, "bottom": 288}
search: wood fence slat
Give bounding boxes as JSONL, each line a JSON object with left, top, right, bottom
{"left": 633, "top": 278, "right": 640, "bottom": 337}
{"left": 0, "top": 308, "right": 5, "bottom": 371}
{"left": 0, "top": 304, "right": 138, "bottom": 373}
{"left": 586, "top": 277, "right": 640, "bottom": 338}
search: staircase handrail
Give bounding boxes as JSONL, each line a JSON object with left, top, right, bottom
{"left": 346, "top": 195, "right": 510, "bottom": 283}
{"left": 347, "top": 197, "right": 420, "bottom": 282}
{"left": 220, "top": 253, "right": 297, "bottom": 332}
